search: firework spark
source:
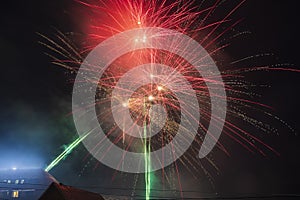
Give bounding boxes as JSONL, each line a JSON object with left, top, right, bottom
{"left": 40, "top": 0, "right": 299, "bottom": 199}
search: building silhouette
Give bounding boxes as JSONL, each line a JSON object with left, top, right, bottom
{"left": 0, "top": 168, "right": 57, "bottom": 200}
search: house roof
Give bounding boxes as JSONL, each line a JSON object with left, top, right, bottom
{"left": 39, "top": 182, "right": 105, "bottom": 200}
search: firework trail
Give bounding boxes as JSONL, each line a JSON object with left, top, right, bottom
{"left": 41, "top": 0, "right": 300, "bottom": 199}
{"left": 45, "top": 131, "right": 91, "bottom": 172}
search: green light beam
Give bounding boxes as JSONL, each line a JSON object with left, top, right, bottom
{"left": 144, "top": 99, "right": 151, "bottom": 200}
{"left": 45, "top": 131, "right": 91, "bottom": 172}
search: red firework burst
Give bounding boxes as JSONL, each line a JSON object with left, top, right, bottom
{"left": 40, "top": 0, "right": 300, "bottom": 198}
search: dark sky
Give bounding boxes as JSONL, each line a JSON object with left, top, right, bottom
{"left": 0, "top": 0, "right": 299, "bottom": 198}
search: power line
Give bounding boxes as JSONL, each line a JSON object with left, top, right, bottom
{"left": 1, "top": 182, "right": 299, "bottom": 199}
{"left": 101, "top": 194, "right": 300, "bottom": 199}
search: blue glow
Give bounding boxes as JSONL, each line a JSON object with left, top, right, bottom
{"left": 0, "top": 150, "right": 45, "bottom": 170}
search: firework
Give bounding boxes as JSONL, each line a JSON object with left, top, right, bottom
{"left": 45, "top": 131, "right": 91, "bottom": 172}
{"left": 40, "top": 0, "right": 299, "bottom": 199}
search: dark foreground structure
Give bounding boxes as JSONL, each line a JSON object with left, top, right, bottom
{"left": 0, "top": 169, "right": 105, "bottom": 200}
{"left": 39, "top": 182, "right": 105, "bottom": 200}
{"left": 0, "top": 168, "right": 57, "bottom": 199}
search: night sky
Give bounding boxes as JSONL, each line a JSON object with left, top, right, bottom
{"left": 0, "top": 0, "right": 299, "bottom": 198}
